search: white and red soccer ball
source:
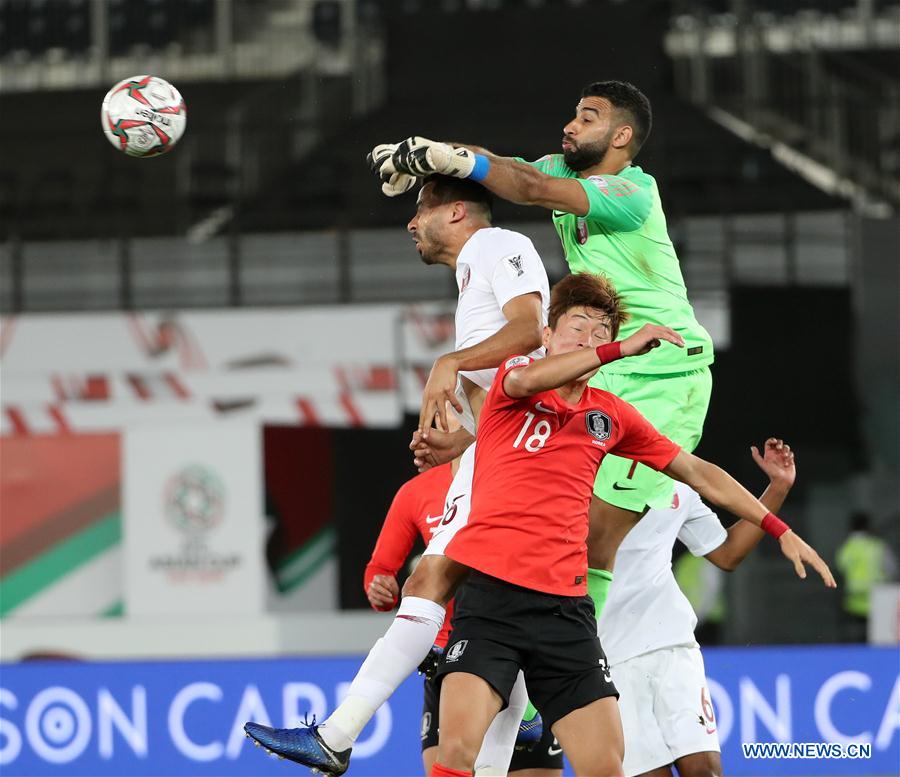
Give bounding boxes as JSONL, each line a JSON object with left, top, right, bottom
{"left": 101, "top": 75, "right": 186, "bottom": 158}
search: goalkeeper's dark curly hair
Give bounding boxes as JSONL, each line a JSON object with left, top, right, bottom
{"left": 548, "top": 273, "right": 629, "bottom": 340}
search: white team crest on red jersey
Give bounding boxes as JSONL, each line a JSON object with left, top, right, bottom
{"left": 459, "top": 264, "right": 471, "bottom": 293}
{"left": 505, "top": 356, "right": 531, "bottom": 370}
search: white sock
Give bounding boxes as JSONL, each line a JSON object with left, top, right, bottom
{"left": 474, "top": 670, "right": 528, "bottom": 776}
{"left": 320, "top": 596, "right": 445, "bottom": 752}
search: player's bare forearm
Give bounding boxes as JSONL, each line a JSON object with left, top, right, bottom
{"left": 504, "top": 347, "right": 601, "bottom": 398}
{"left": 420, "top": 294, "right": 542, "bottom": 431}
{"left": 452, "top": 142, "right": 496, "bottom": 157}
{"left": 707, "top": 482, "right": 791, "bottom": 571}
{"left": 482, "top": 157, "right": 589, "bottom": 215}
{"left": 665, "top": 453, "right": 770, "bottom": 528}
{"left": 449, "top": 147, "right": 590, "bottom": 215}
{"left": 706, "top": 438, "right": 797, "bottom": 571}
{"left": 672, "top": 452, "right": 835, "bottom": 587}
{"left": 504, "top": 324, "right": 682, "bottom": 398}
{"left": 448, "top": 312, "right": 542, "bottom": 373}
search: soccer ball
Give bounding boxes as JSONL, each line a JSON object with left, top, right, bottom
{"left": 101, "top": 75, "right": 186, "bottom": 158}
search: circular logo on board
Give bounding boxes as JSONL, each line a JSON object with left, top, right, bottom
{"left": 164, "top": 465, "right": 225, "bottom": 535}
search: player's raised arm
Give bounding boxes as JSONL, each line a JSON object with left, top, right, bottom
{"left": 704, "top": 438, "right": 796, "bottom": 572}
{"left": 419, "top": 292, "right": 544, "bottom": 433}
{"left": 504, "top": 323, "right": 684, "bottom": 399}
{"left": 371, "top": 137, "right": 652, "bottom": 230}
{"left": 663, "top": 451, "right": 835, "bottom": 588}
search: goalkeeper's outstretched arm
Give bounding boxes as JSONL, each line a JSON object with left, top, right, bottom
{"left": 453, "top": 143, "right": 592, "bottom": 215}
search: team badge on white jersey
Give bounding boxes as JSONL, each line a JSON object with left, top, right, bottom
{"left": 459, "top": 263, "right": 472, "bottom": 293}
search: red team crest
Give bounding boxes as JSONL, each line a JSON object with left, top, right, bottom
{"left": 459, "top": 264, "right": 472, "bottom": 293}
{"left": 576, "top": 217, "right": 589, "bottom": 245}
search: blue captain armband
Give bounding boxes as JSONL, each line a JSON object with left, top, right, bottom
{"left": 468, "top": 153, "right": 491, "bottom": 182}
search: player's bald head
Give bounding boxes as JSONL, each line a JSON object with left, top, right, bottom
{"left": 549, "top": 273, "right": 628, "bottom": 340}
{"left": 580, "top": 81, "right": 652, "bottom": 156}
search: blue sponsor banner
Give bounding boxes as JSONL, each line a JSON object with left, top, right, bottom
{"left": 0, "top": 645, "right": 897, "bottom": 776}
{"left": 0, "top": 656, "right": 423, "bottom": 776}
{"left": 704, "top": 645, "right": 899, "bottom": 776}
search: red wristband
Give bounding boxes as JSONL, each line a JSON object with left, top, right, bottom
{"left": 761, "top": 512, "right": 790, "bottom": 539}
{"left": 595, "top": 342, "right": 623, "bottom": 365}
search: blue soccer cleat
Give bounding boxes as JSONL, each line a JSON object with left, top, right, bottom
{"left": 244, "top": 718, "right": 351, "bottom": 775}
{"left": 516, "top": 711, "right": 543, "bottom": 751}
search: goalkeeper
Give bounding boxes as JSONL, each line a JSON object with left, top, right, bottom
{"left": 372, "top": 80, "right": 714, "bottom": 624}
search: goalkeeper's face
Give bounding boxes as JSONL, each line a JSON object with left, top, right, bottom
{"left": 562, "top": 97, "right": 618, "bottom": 171}
{"left": 543, "top": 305, "right": 614, "bottom": 381}
{"left": 407, "top": 183, "right": 454, "bottom": 266}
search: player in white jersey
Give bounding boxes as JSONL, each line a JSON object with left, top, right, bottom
{"left": 599, "top": 438, "right": 796, "bottom": 777}
{"left": 245, "top": 175, "right": 550, "bottom": 776}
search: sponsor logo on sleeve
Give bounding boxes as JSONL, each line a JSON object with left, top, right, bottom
{"left": 504, "top": 356, "right": 531, "bottom": 370}
{"left": 503, "top": 253, "right": 525, "bottom": 278}
{"left": 588, "top": 175, "right": 639, "bottom": 198}
{"left": 585, "top": 410, "right": 612, "bottom": 441}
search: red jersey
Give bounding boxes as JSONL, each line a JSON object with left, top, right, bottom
{"left": 364, "top": 463, "right": 455, "bottom": 647}
{"left": 446, "top": 356, "right": 681, "bottom": 596}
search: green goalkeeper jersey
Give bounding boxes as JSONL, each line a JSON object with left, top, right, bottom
{"left": 520, "top": 154, "right": 714, "bottom": 375}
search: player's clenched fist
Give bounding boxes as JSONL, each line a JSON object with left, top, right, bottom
{"left": 367, "top": 574, "right": 400, "bottom": 611}
{"left": 620, "top": 323, "right": 685, "bottom": 357}
{"left": 367, "top": 142, "right": 417, "bottom": 197}
{"left": 390, "top": 136, "right": 477, "bottom": 179}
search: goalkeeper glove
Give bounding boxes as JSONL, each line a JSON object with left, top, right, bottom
{"left": 367, "top": 142, "right": 417, "bottom": 197}
{"left": 390, "top": 136, "right": 477, "bottom": 179}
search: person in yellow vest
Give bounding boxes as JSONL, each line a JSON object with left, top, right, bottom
{"left": 835, "top": 512, "right": 898, "bottom": 642}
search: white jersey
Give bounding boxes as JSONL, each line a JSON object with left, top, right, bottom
{"left": 598, "top": 482, "right": 728, "bottom": 666}
{"left": 452, "top": 227, "right": 550, "bottom": 432}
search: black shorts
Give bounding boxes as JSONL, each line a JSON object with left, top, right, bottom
{"left": 436, "top": 572, "right": 618, "bottom": 730}
{"left": 421, "top": 675, "right": 564, "bottom": 771}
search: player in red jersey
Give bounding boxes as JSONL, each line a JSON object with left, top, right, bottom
{"left": 365, "top": 462, "right": 564, "bottom": 777}
{"left": 428, "top": 273, "right": 835, "bottom": 777}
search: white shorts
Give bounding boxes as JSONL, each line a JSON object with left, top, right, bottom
{"left": 611, "top": 645, "right": 720, "bottom": 777}
{"left": 422, "top": 443, "right": 475, "bottom": 558}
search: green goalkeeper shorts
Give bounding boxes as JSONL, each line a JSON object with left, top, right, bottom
{"left": 590, "top": 367, "right": 712, "bottom": 512}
